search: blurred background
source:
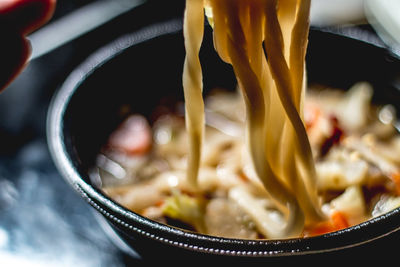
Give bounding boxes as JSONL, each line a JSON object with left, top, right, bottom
{"left": 0, "top": 0, "right": 398, "bottom": 266}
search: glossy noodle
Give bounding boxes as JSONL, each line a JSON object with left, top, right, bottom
{"left": 182, "top": 0, "right": 323, "bottom": 237}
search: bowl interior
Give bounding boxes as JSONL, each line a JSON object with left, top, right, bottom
{"left": 63, "top": 23, "right": 237, "bottom": 175}
{"left": 64, "top": 25, "right": 400, "bottom": 176}
{"left": 49, "top": 20, "right": 400, "bottom": 259}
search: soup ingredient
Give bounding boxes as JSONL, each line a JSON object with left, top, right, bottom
{"left": 98, "top": 83, "right": 400, "bottom": 239}
{"left": 108, "top": 115, "right": 152, "bottom": 155}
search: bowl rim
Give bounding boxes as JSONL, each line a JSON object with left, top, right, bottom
{"left": 47, "top": 18, "right": 400, "bottom": 257}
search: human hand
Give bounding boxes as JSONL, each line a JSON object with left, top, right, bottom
{"left": 0, "top": 0, "right": 56, "bottom": 92}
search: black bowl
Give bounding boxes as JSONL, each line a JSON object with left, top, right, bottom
{"left": 47, "top": 18, "right": 400, "bottom": 264}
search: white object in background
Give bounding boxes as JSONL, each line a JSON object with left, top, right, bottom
{"left": 28, "top": 0, "right": 144, "bottom": 61}
{"left": 365, "top": 0, "right": 400, "bottom": 47}
{"left": 310, "top": 0, "right": 366, "bottom": 26}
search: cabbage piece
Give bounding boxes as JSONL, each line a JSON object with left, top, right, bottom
{"left": 161, "top": 191, "right": 205, "bottom": 232}
{"left": 204, "top": 198, "right": 258, "bottom": 239}
{"left": 316, "top": 159, "right": 368, "bottom": 190}
{"left": 330, "top": 186, "right": 366, "bottom": 225}
{"left": 344, "top": 135, "right": 399, "bottom": 176}
{"left": 372, "top": 195, "right": 400, "bottom": 217}
{"left": 333, "top": 82, "right": 373, "bottom": 132}
{"left": 228, "top": 186, "right": 301, "bottom": 239}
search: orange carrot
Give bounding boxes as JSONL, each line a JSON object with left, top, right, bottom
{"left": 304, "top": 103, "right": 321, "bottom": 130}
{"left": 304, "top": 211, "right": 349, "bottom": 237}
{"left": 331, "top": 211, "right": 349, "bottom": 229}
{"left": 390, "top": 172, "right": 400, "bottom": 195}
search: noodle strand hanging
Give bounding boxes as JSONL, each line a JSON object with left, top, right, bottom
{"left": 182, "top": 0, "right": 205, "bottom": 187}
{"left": 182, "top": 0, "right": 325, "bottom": 237}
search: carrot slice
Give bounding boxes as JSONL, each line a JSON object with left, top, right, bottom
{"left": 388, "top": 172, "right": 400, "bottom": 196}
{"left": 331, "top": 210, "right": 349, "bottom": 230}
{"left": 304, "top": 211, "right": 349, "bottom": 237}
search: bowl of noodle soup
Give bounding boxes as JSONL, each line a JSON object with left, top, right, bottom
{"left": 47, "top": 3, "right": 400, "bottom": 264}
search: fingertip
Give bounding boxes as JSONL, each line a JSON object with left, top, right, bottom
{"left": 0, "top": 34, "right": 31, "bottom": 92}
{"left": 0, "top": 0, "right": 56, "bottom": 91}
{"left": 20, "top": 0, "right": 57, "bottom": 35}
{"left": 28, "top": 0, "right": 56, "bottom": 34}
{"left": 0, "top": 0, "right": 57, "bottom": 35}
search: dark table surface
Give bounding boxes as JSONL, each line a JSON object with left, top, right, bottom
{"left": 0, "top": 1, "right": 186, "bottom": 266}
{"left": 0, "top": 1, "right": 395, "bottom": 266}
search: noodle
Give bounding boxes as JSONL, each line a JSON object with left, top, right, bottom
{"left": 182, "top": 0, "right": 324, "bottom": 237}
{"left": 99, "top": 1, "right": 400, "bottom": 240}
{"left": 182, "top": 0, "right": 205, "bottom": 187}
